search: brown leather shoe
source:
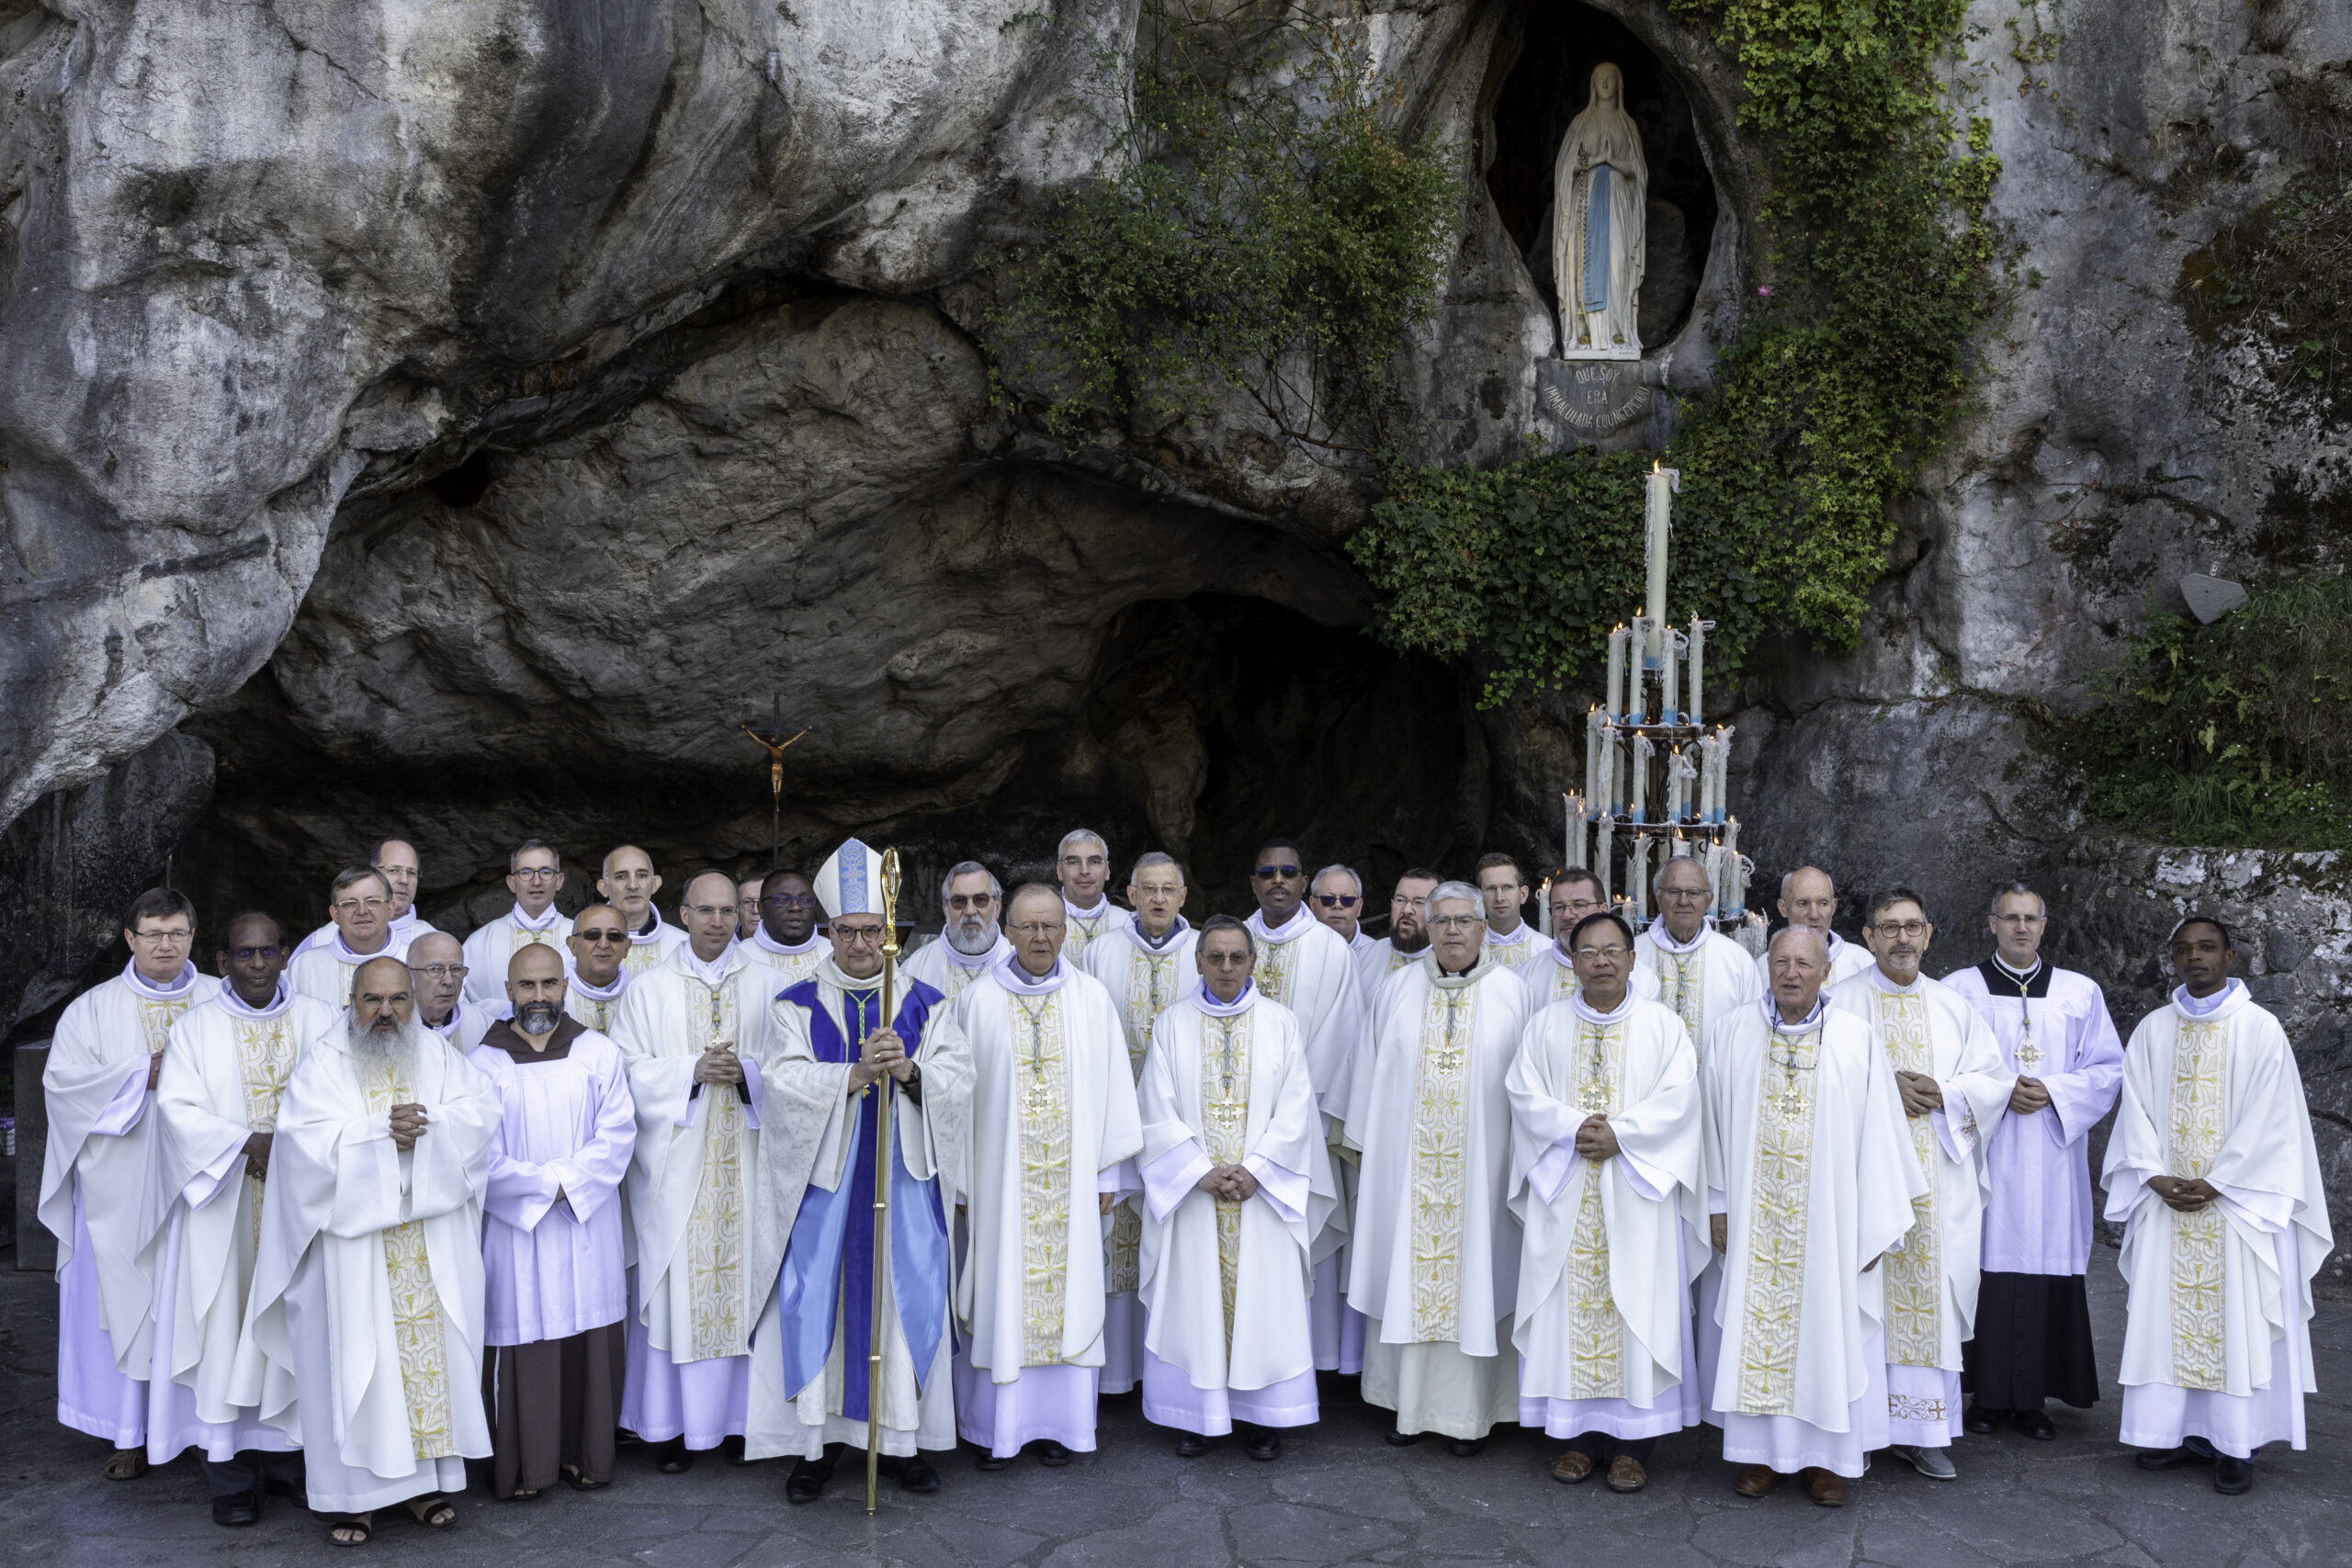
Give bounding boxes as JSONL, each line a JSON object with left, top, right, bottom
{"left": 1606, "top": 1456, "right": 1647, "bottom": 1493}
{"left": 1803, "top": 1467, "right": 1848, "bottom": 1506}
{"left": 1733, "top": 1464, "right": 1781, "bottom": 1497}
{"left": 1550, "top": 1450, "right": 1596, "bottom": 1483}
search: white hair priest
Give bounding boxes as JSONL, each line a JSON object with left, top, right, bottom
{"left": 1342, "top": 880, "right": 1532, "bottom": 1450}
{"left": 1702, "top": 927, "right": 1923, "bottom": 1507}
{"left": 1136, "top": 916, "right": 1336, "bottom": 1457}
{"left": 951, "top": 882, "right": 1143, "bottom": 1467}
{"left": 39, "top": 887, "right": 220, "bottom": 1478}
{"left": 1829, "top": 888, "right": 2013, "bottom": 1482}
{"left": 607, "top": 868, "right": 778, "bottom": 1472}
{"left": 1080, "top": 850, "right": 1201, "bottom": 1395}
{"left": 903, "top": 861, "right": 1012, "bottom": 1004}
{"left": 1509, "top": 910, "right": 1703, "bottom": 1494}
{"left": 1753, "top": 867, "right": 1873, "bottom": 988}
{"left": 745, "top": 838, "right": 973, "bottom": 1503}
{"left": 232, "top": 956, "right": 499, "bottom": 1545}
{"left": 2103, "top": 918, "right": 2332, "bottom": 1495}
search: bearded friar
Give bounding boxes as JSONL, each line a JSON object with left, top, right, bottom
{"left": 1827, "top": 889, "right": 2011, "bottom": 1482}
{"left": 561, "top": 904, "right": 635, "bottom": 1033}
{"left": 2103, "top": 918, "right": 2332, "bottom": 1496}
{"left": 469, "top": 944, "right": 638, "bottom": 1500}
{"left": 1509, "top": 911, "right": 1702, "bottom": 1496}
{"left": 288, "top": 866, "right": 407, "bottom": 1009}
{"left": 741, "top": 867, "right": 826, "bottom": 986}
{"left": 598, "top": 844, "right": 689, "bottom": 977}
{"left": 1521, "top": 869, "right": 1665, "bottom": 1009}
{"left": 901, "top": 861, "right": 1012, "bottom": 1003}
{"left": 1080, "top": 851, "right": 1201, "bottom": 1396}
{"left": 39, "top": 887, "right": 220, "bottom": 1479}
{"left": 1055, "top": 828, "right": 1133, "bottom": 963}
{"left": 460, "top": 840, "right": 575, "bottom": 1009}
{"left": 952, "top": 884, "right": 1143, "bottom": 1468}
{"left": 1342, "top": 881, "right": 1532, "bottom": 1453}
{"left": 232, "top": 956, "right": 498, "bottom": 1546}
{"left": 1702, "top": 927, "right": 1923, "bottom": 1508}
{"left": 1136, "top": 917, "right": 1336, "bottom": 1459}
{"left": 608, "top": 870, "right": 778, "bottom": 1472}
{"left": 744, "top": 839, "right": 974, "bottom": 1503}
{"left": 153, "top": 913, "right": 328, "bottom": 1525}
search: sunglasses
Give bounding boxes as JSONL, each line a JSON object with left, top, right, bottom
{"left": 1255, "top": 863, "right": 1303, "bottom": 879}
{"left": 225, "top": 945, "right": 286, "bottom": 963}
{"left": 574, "top": 927, "right": 628, "bottom": 943}
{"left": 763, "top": 893, "right": 819, "bottom": 909}
{"left": 1313, "top": 894, "right": 1360, "bottom": 908}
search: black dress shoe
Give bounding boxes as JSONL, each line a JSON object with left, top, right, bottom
{"left": 974, "top": 1449, "right": 1011, "bottom": 1472}
{"left": 264, "top": 1474, "right": 306, "bottom": 1500}
{"left": 212, "top": 1491, "right": 260, "bottom": 1527}
{"left": 1382, "top": 1427, "right": 1423, "bottom": 1447}
{"left": 2012, "top": 1407, "right": 2056, "bottom": 1441}
{"left": 2136, "top": 1438, "right": 2218, "bottom": 1471}
{"left": 786, "top": 1454, "right": 834, "bottom": 1504}
{"left": 896, "top": 1457, "right": 942, "bottom": 1493}
{"left": 722, "top": 1435, "right": 754, "bottom": 1466}
{"left": 1449, "top": 1438, "right": 1487, "bottom": 1458}
{"left": 656, "top": 1438, "right": 696, "bottom": 1473}
{"left": 2214, "top": 1454, "right": 2254, "bottom": 1495}
{"left": 1963, "top": 1404, "right": 2007, "bottom": 1435}
{"left": 1246, "top": 1430, "right": 1282, "bottom": 1461}
{"left": 1035, "top": 1439, "right": 1073, "bottom": 1467}
{"left": 1174, "top": 1432, "right": 1210, "bottom": 1459}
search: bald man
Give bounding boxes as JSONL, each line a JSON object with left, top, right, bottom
{"left": 1754, "top": 867, "right": 1873, "bottom": 987}
{"left": 563, "top": 903, "right": 636, "bottom": 1034}
{"left": 599, "top": 845, "right": 690, "bottom": 978}
{"left": 410, "top": 931, "right": 492, "bottom": 1050}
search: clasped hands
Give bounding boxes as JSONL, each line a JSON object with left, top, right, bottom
{"left": 847, "top": 1028, "right": 917, "bottom": 1092}
{"left": 1194, "top": 1163, "right": 1261, "bottom": 1202}
{"left": 2009, "top": 1075, "right": 2052, "bottom": 1114}
{"left": 388, "top": 1102, "right": 429, "bottom": 1151}
{"left": 1895, "top": 1069, "right": 1945, "bottom": 1117}
{"left": 695, "top": 1042, "right": 746, "bottom": 1088}
{"left": 1573, "top": 1113, "right": 1620, "bottom": 1162}
{"left": 2147, "top": 1174, "right": 2219, "bottom": 1213}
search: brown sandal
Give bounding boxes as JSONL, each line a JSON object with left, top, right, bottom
{"left": 403, "top": 1494, "right": 457, "bottom": 1528}
{"left": 102, "top": 1450, "right": 148, "bottom": 1482}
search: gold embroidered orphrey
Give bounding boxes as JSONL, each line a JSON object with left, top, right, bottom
{"left": 1734, "top": 1022, "right": 1821, "bottom": 1416}
{"left": 2166, "top": 1017, "right": 2229, "bottom": 1392}
{"left": 1016, "top": 993, "right": 1074, "bottom": 1366}
{"left": 1203, "top": 1011, "right": 1255, "bottom": 1353}
{"left": 1873, "top": 991, "right": 1944, "bottom": 1369}
{"left": 1407, "top": 980, "right": 1476, "bottom": 1342}
{"left": 1252, "top": 932, "right": 1300, "bottom": 1009}
{"left": 684, "top": 977, "right": 751, "bottom": 1360}
{"left": 1566, "top": 1018, "right": 1627, "bottom": 1400}
{"left": 1658, "top": 948, "right": 1705, "bottom": 1043}
{"left": 233, "top": 1014, "right": 300, "bottom": 1247}
{"left": 137, "top": 993, "right": 197, "bottom": 1055}
{"left": 360, "top": 1056, "right": 456, "bottom": 1461}
{"left": 1106, "top": 949, "right": 1184, "bottom": 1295}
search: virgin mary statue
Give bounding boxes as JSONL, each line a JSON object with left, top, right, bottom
{"left": 1551, "top": 63, "right": 1647, "bottom": 360}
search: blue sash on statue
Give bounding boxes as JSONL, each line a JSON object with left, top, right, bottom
{"left": 1582, "top": 163, "right": 1612, "bottom": 314}
{"left": 775, "top": 976, "right": 950, "bottom": 1420}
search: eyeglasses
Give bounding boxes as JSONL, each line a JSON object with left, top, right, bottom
{"left": 1008, "top": 920, "right": 1066, "bottom": 937}
{"left": 834, "top": 924, "right": 886, "bottom": 945}
{"left": 1871, "top": 920, "right": 1929, "bottom": 939}
{"left": 1314, "top": 894, "right": 1360, "bottom": 908}
{"left": 1255, "top": 863, "right": 1302, "bottom": 879}
{"left": 684, "top": 903, "right": 734, "bottom": 919}
{"left": 764, "top": 893, "right": 820, "bottom": 909}
{"left": 1555, "top": 901, "right": 1605, "bottom": 918}
{"left": 1658, "top": 885, "right": 1711, "bottom": 901}
{"left": 574, "top": 927, "right": 628, "bottom": 943}
{"left": 130, "top": 927, "right": 194, "bottom": 946}
{"left": 413, "top": 963, "right": 469, "bottom": 980}
{"left": 1430, "top": 915, "right": 1481, "bottom": 931}
{"left": 1992, "top": 912, "right": 2046, "bottom": 926}
{"left": 1058, "top": 854, "right": 1107, "bottom": 870}
{"left": 945, "top": 894, "right": 997, "bottom": 911}
{"left": 225, "top": 945, "right": 284, "bottom": 963}
{"left": 333, "top": 897, "right": 388, "bottom": 914}
{"left": 1573, "top": 944, "right": 1632, "bottom": 961}
{"left": 512, "top": 867, "right": 560, "bottom": 882}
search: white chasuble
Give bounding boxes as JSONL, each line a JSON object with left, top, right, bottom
{"left": 1831, "top": 967, "right": 2012, "bottom": 1444}
{"left": 741, "top": 928, "right": 826, "bottom": 988}
{"left": 40, "top": 962, "right": 222, "bottom": 1442}
{"left": 1136, "top": 990, "right": 1335, "bottom": 1431}
{"left": 1081, "top": 919, "right": 1201, "bottom": 1394}
{"left": 1701, "top": 999, "right": 1922, "bottom": 1479}
{"left": 1520, "top": 942, "right": 1664, "bottom": 1008}
{"left": 563, "top": 966, "right": 632, "bottom": 1036}
{"left": 461, "top": 905, "right": 575, "bottom": 1009}
{"left": 1482, "top": 922, "right": 1544, "bottom": 972}
{"left": 2103, "top": 983, "right": 2332, "bottom": 1457}
{"left": 623, "top": 914, "right": 690, "bottom": 979}
{"left": 153, "top": 987, "right": 334, "bottom": 1458}
{"left": 1354, "top": 937, "right": 1423, "bottom": 1006}
{"left": 902, "top": 930, "right": 1014, "bottom": 1006}
{"left": 1636, "top": 921, "right": 1762, "bottom": 1058}
{"left": 1245, "top": 908, "right": 1367, "bottom": 1111}
{"left": 1509, "top": 991, "right": 1702, "bottom": 1438}
{"left": 288, "top": 931, "right": 418, "bottom": 1011}
{"left": 1342, "top": 954, "right": 1531, "bottom": 1438}
{"left": 234, "top": 1027, "right": 499, "bottom": 1512}
{"left": 1060, "top": 898, "right": 1135, "bottom": 965}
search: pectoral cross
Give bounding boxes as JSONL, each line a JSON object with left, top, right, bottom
{"left": 1216, "top": 1018, "right": 1238, "bottom": 1095}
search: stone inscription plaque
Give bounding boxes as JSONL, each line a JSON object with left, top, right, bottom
{"left": 1535, "top": 357, "right": 1652, "bottom": 439}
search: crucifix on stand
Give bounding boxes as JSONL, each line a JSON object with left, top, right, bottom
{"left": 739, "top": 694, "right": 810, "bottom": 872}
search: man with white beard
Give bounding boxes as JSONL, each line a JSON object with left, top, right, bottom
{"left": 1056, "top": 829, "right": 1133, "bottom": 962}
{"left": 1753, "top": 866, "right": 1873, "bottom": 987}
{"left": 288, "top": 867, "right": 409, "bottom": 1009}
{"left": 953, "top": 884, "right": 1143, "bottom": 1468}
{"left": 469, "top": 944, "right": 637, "bottom": 1500}
{"left": 1136, "top": 917, "right": 1335, "bottom": 1458}
{"left": 1080, "top": 851, "right": 1201, "bottom": 1395}
{"left": 746, "top": 839, "right": 974, "bottom": 1501}
{"left": 609, "top": 870, "right": 777, "bottom": 1472}
{"left": 599, "top": 844, "right": 689, "bottom": 978}
{"left": 741, "top": 868, "right": 826, "bottom": 986}
{"left": 407, "top": 931, "right": 492, "bottom": 1050}
{"left": 1829, "top": 889, "right": 2011, "bottom": 1481}
{"left": 462, "top": 840, "right": 575, "bottom": 1009}
{"left": 293, "top": 839, "right": 436, "bottom": 959}
{"left": 1703, "top": 927, "right": 1922, "bottom": 1506}
{"left": 1344, "top": 881, "right": 1532, "bottom": 1453}
{"left": 562, "top": 904, "right": 636, "bottom": 1033}
{"left": 1510, "top": 911, "right": 1702, "bottom": 1494}
{"left": 1475, "top": 854, "right": 1544, "bottom": 971}
{"left": 154, "top": 913, "right": 327, "bottom": 1524}
{"left": 902, "top": 862, "right": 1012, "bottom": 1004}
{"left": 1355, "top": 868, "right": 1442, "bottom": 999}
{"left": 1309, "top": 865, "right": 1376, "bottom": 966}
{"left": 1521, "top": 870, "right": 1664, "bottom": 1007}
{"left": 40, "top": 887, "right": 220, "bottom": 1479}
{"left": 235, "top": 955, "right": 499, "bottom": 1546}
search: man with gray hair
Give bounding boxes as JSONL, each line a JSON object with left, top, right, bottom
{"left": 1754, "top": 866, "right": 1873, "bottom": 987}
{"left": 288, "top": 865, "right": 405, "bottom": 1009}
{"left": 1056, "top": 829, "right": 1132, "bottom": 962}
{"left": 463, "top": 840, "right": 576, "bottom": 1008}
{"left": 1942, "top": 882, "right": 2122, "bottom": 1439}
{"left": 904, "top": 860, "right": 1012, "bottom": 1003}
{"left": 293, "top": 837, "right": 436, "bottom": 958}
{"left": 1309, "top": 864, "right": 1375, "bottom": 958}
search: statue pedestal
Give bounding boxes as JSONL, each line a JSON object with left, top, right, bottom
{"left": 1535, "top": 356, "right": 1665, "bottom": 446}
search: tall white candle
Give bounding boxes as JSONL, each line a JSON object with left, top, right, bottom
{"left": 1631, "top": 732, "right": 1654, "bottom": 822}
{"left": 1665, "top": 746, "right": 1684, "bottom": 823}
{"left": 1722, "top": 818, "right": 1742, "bottom": 917}
{"left": 1715, "top": 723, "right": 1736, "bottom": 824}
{"left": 1596, "top": 814, "right": 1615, "bottom": 904}
{"left": 1687, "top": 615, "right": 1707, "bottom": 728}
{"left": 1563, "top": 793, "right": 1582, "bottom": 870}
{"left": 1705, "top": 840, "right": 1724, "bottom": 917}
{"left": 1584, "top": 709, "right": 1600, "bottom": 817}
{"left": 1605, "top": 723, "right": 1623, "bottom": 815}
{"left": 1606, "top": 626, "right": 1627, "bottom": 721}
{"left": 1645, "top": 463, "right": 1674, "bottom": 663}
{"left": 1629, "top": 832, "right": 1653, "bottom": 925}
{"left": 1660, "top": 629, "right": 1679, "bottom": 725}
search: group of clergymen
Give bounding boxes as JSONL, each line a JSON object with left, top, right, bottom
{"left": 38, "top": 829, "right": 2331, "bottom": 1546}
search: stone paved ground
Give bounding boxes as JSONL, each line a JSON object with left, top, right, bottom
{"left": 3, "top": 1258, "right": 2345, "bottom": 1568}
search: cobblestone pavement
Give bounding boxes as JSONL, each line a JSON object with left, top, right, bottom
{"left": 3, "top": 1257, "right": 2343, "bottom": 1567}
